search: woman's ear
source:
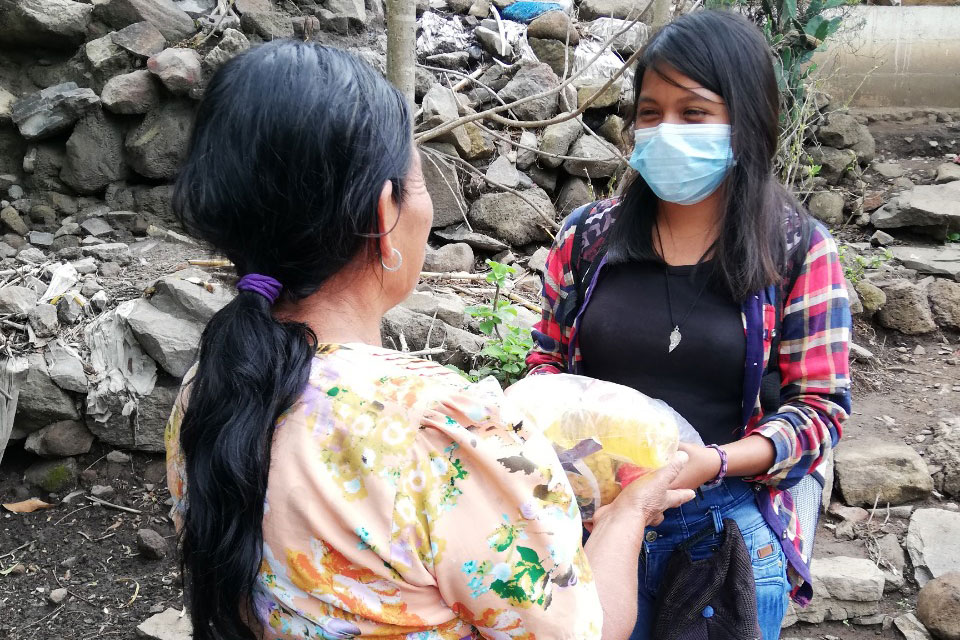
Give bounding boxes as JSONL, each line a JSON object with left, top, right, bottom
{"left": 376, "top": 180, "right": 398, "bottom": 259}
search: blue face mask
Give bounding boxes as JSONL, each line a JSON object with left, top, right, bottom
{"left": 628, "top": 123, "right": 735, "bottom": 205}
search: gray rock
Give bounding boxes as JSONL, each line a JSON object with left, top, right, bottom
{"left": 870, "top": 230, "right": 895, "bottom": 247}
{"left": 11, "top": 83, "right": 100, "bottom": 141}
{"left": 101, "top": 70, "right": 162, "bottom": 115}
{"left": 128, "top": 374, "right": 179, "bottom": 452}
{"left": 240, "top": 12, "right": 295, "bottom": 39}
{"left": 136, "top": 607, "right": 193, "bottom": 640}
{"left": 400, "top": 291, "right": 467, "bottom": 328}
{"left": 872, "top": 161, "right": 905, "bottom": 179}
{"left": 851, "top": 124, "right": 876, "bottom": 164}
{"left": 890, "top": 245, "right": 960, "bottom": 281}
{"left": 434, "top": 224, "right": 509, "bottom": 253}
{"left": 908, "top": 509, "right": 960, "bottom": 586}
{"left": 423, "top": 243, "right": 475, "bottom": 273}
{"left": 421, "top": 152, "right": 465, "bottom": 229}
{"left": 556, "top": 176, "right": 593, "bottom": 217}
{"left": 0, "top": 0, "right": 93, "bottom": 49}
{"left": 441, "top": 121, "right": 495, "bottom": 162}
{"left": 1, "top": 205, "right": 29, "bottom": 236}
{"left": 45, "top": 342, "right": 87, "bottom": 392}
{"left": 28, "top": 303, "right": 59, "bottom": 337}
{"left": 877, "top": 279, "right": 938, "bottom": 334}
{"left": 846, "top": 279, "right": 863, "bottom": 315}
{"left": 469, "top": 189, "right": 554, "bottom": 246}
{"left": 872, "top": 182, "right": 960, "bottom": 240}
{"left": 24, "top": 457, "right": 78, "bottom": 493}
{"left": 24, "top": 420, "right": 94, "bottom": 457}
{"left": 499, "top": 63, "right": 560, "bottom": 122}
{"left": 807, "top": 191, "right": 845, "bottom": 225}
{"left": 807, "top": 146, "right": 856, "bottom": 184}
{"left": 0, "top": 285, "right": 38, "bottom": 314}
{"left": 579, "top": 0, "right": 652, "bottom": 20}
{"left": 49, "top": 588, "right": 68, "bottom": 604}
{"left": 516, "top": 130, "right": 538, "bottom": 170}
{"left": 476, "top": 26, "right": 514, "bottom": 58}
{"left": 894, "top": 613, "right": 934, "bottom": 640}
{"left": 528, "top": 246, "right": 549, "bottom": 274}
{"left": 91, "top": 484, "right": 115, "bottom": 498}
{"left": 13, "top": 353, "right": 81, "bottom": 434}
{"left": 125, "top": 99, "right": 194, "bottom": 180}
{"left": 17, "top": 247, "right": 47, "bottom": 264}
{"left": 816, "top": 113, "right": 862, "bottom": 149}
{"left": 485, "top": 156, "right": 520, "bottom": 189}
{"left": 835, "top": 439, "right": 933, "bottom": 506}
{"left": 84, "top": 33, "right": 135, "bottom": 89}
{"left": 583, "top": 17, "right": 648, "bottom": 56}
{"left": 598, "top": 114, "right": 626, "bottom": 146}
{"left": 149, "top": 270, "right": 235, "bottom": 324}
{"left": 93, "top": 0, "right": 197, "bottom": 41}
{"left": 577, "top": 81, "right": 621, "bottom": 110}
{"left": 928, "top": 415, "right": 960, "bottom": 499}
{"left": 147, "top": 48, "right": 203, "bottom": 96}
{"left": 204, "top": 28, "right": 250, "bottom": 70}
{"left": 564, "top": 135, "right": 621, "bottom": 178}
{"left": 111, "top": 21, "right": 167, "bottom": 58}
{"left": 325, "top": 0, "right": 366, "bottom": 30}
{"left": 380, "top": 305, "right": 481, "bottom": 369}
{"left": 793, "top": 556, "right": 885, "bottom": 624}
{"left": 0, "top": 241, "right": 15, "bottom": 258}
{"left": 7, "top": 184, "right": 23, "bottom": 199}
{"left": 27, "top": 231, "right": 54, "bottom": 247}
{"left": 57, "top": 292, "right": 86, "bottom": 325}
{"left": 82, "top": 242, "right": 130, "bottom": 262}
{"left": 124, "top": 299, "right": 201, "bottom": 377}
{"left": 929, "top": 279, "right": 960, "bottom": 330}
{"left": 61, "top": 110, "right": 129, "bottom": 195}
{"left": 137, "top": 528, "right": 168, "bottom": 559}
{"left": 876, "top": 532, "right": 906, "bottom": 590}
{"left": 917, "top": 572, "right": 960, "bottom": 640}
{"left": 528, "top": 38, "right": 573, "bottom": 78}
{"left": 528, "top": 10, "right": 578, "bottom": 43}
{"left": 936, "top": 162, "right": 960, "bottom": 184}
{"left": 421, "top": 85, "right": 461, "bottom": 129}
{"left": 855, "top": 280, "right": 886, "bottom": 316}
{"left": 540, "top": 118, "right": 582, "bottom": 169}
{"left": 80, "top": 217, "right": 115, "bottom": 238}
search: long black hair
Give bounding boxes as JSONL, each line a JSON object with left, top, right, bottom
{"left": 608, "top": 10, "right": 798, "bottom": 301}
{"left": 172, "top": 41, "right": 412, "bottom": 640}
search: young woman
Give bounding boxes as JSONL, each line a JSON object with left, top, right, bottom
{"left": 165, "top": 41, "right": 695, "bottom": 640}
{"left": 527, "top": 11, "right": 851, "bottom": 639}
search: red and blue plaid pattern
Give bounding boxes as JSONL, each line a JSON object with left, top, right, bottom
{"left": 526, "top": 198, "right": 852, "bottom": 605}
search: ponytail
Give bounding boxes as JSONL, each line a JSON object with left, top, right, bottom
{"left": 179, "top": 291, "right": 315, "bottom": 639}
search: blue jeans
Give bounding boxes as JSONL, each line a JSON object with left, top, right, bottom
{"left": 629, "top": 478, "right": 789, "bottom": 640}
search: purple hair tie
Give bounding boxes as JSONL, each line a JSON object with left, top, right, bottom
{"left": 236, "top": 273, "right": 283, "bottom": 305}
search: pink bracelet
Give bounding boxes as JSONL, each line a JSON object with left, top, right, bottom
{"left": 703, "top": 444, "right": 728, "bottom": 488}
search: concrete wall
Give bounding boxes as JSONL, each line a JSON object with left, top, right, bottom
{"left": 814, "top": 6, "right": 960, "bottom": 108}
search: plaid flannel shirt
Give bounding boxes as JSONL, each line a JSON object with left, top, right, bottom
{"left": 526, "top": 198, "right": 852, "bottom": 605}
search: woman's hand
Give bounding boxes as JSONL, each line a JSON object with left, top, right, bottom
{"left": 667, "top": 442, "right": 724, "bottom": 490}
{"left": 593, "top": 452, "right": 697, "bottom": 544}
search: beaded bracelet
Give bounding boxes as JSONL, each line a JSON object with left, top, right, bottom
{"left": 703, "top": 444, "right": 728, "bottom": 489}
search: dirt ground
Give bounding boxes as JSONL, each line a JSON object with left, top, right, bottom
{"left": 1, "top": 324, "right": 958, "bottom": 639}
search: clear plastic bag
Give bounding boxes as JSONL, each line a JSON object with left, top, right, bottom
{"left": 504, "top": 374, "right": 703, "bottom": 521}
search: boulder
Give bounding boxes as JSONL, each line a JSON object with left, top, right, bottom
{"left": 122, "top": 299, "right": 202, "bottom": 378}
{"left": 60, "top": 109, "right": 129, "bottom": 194}
{"left": 421, "top": 152, "right": 464, "bottom": 229}
{"left": 577, "top": 82, "right": 621, "bottom": 110}
{"left": 834, "top": 439, "right": 933, "bottom": 506}
{"left": 13, "top": 353, "right": 81, "bottom": 434}
{"left": 917, "top": 572, "right": 960, "bottom": 640}
{"left": 872, "top": 181, "right": 960, "bottom": 240}
{"left": 806, "top": 146, "right": 856, "bottom": 185}
{"left": 908, "top": 509, "right": 960, "bottom": 586}
{"left": 126, "top": 99, "right": 195, "bottom": 180}
{"left": 485, "top": 156, "right": 520, "bottom": 189}
{"left": 528, "top": 38, "right": 573, "bottom": 78}
{"left": 499, "top": 63, "right": 560, "bottom": 122}
{"left": 102, "top": 70, "right": 160, "bottom": 115}
{"left": 793, "top": 556, "right": 885, "bottom": 623}
{"left": 469, "top": 189, "right": 555, "bottom": 246}
{"left": 423, "top": 243, "right": 475, "bottom": 273}
{"left": 816, "top": 113, "right": 862, "bottom": 149}
{"left": 556, "top": 176, "right": 593, "bottom": 217}
{"left": 0, "top": 285, "right": 38, "bottom": 314}
{"left": 23, "top": 457, "right": 78, "bottom": 493}
{"left": 380, "top": 305, "right": 482, "bottom": 369}
{"left": 0, "top": 0, "right": 93, "bottom": 49}
{"left": 434, "top": 224, "right": 509, "bottom": 253}
{"left": 877, "top": 280, "right": 937, "bottom": 334}
{"left": 807, "top": 190, "right": 845, "bottom": 225}
{"left": 564, "top": 135, "right": 621, "bottom": 178}
{"left": 204, "top": 28, "right": 251, "bottom": 70}
{"left": 111, "top": 21, "right": 167, "bottom": 58}
{"left": 855, "top": 280, "right": 886, "bottom": 316}
{"left": 93, "top": 0, "right": 197, "bottom": 41}
{"left": 149, "top": 269, "right": 235, "bottom": 324}
{"left": 527, "top": 11, "right": 578, "bottom": 43}
{"left": 851, "top": 124, "right": 876, "bottom": 164}
{"left": 936, "top": 162, "right": 960, "bottom": 185}
{"left": 147, "top": 48, "right": 203, "bottom": 96}
{"left": 325, "top": 0, "right": 366, "bottom": 31}
{"left": 929, "top": 279, "right": 960, "bottom": 330}
{"left": 421, "top": 85, "right": 461, "bottom": 130}
{"left": 890, "top": 245, "right": 960, "bottom": 281}
{"left": 24, "top": 420, "right": 94, "bottom": 458}
{"left": 11, "top": 83, "right": 100, "bottom": 141}
{"left": 400, "top": 291, "right": 467, "bottom": 328}
{"left": 582, "top": 18, "right": 650, "bottom": 55}
{"left": 598, "top": 114, "right": 626, "bottom": 146}
{"left": 579, "top": 0, "right": 652, "bottom": 20}
{"left": 239, "top": 12, "right": 295, "bottom": 39}
{"left": 84, "top": 33, "right": 135, "bottom": 90}
{"left": 540, "top": 118, "right": 582, "bottom": 169}
{"left": 45, "top": 342, "right": 88, "bottom": 393}
{"left": 131, "top": 374, "right": 180, "bottom": 452}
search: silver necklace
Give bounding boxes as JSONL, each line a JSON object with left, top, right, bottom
{"left": 656, "top": 221, "right": 713, "bottom": 353}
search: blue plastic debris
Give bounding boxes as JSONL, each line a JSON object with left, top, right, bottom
{"left": 500, "top": 1, "right": 565, "bottom": 23}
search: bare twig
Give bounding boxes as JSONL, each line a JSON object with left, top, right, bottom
{"left": 0, "top": 540, "right": 31, "bottom": 560}
{"left": 417, "top": 63, "right": 519, "bottom": 120}
{"left": 85, "top": 496, "right": 142, "bottom": 515}
{"left": 15, "top": 605, "right": 65, "bottom": 631}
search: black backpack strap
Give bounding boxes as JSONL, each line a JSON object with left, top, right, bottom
{"left": 569, "top": 203, "right": 597, "bottom": 301}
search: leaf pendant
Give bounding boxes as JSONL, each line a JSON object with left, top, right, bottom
{"left": 668, "top": 326, "right": 682, "bottom": 353}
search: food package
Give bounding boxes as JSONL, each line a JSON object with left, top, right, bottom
{"left": 504, "top": 374, "right": 703, "bottom": 521}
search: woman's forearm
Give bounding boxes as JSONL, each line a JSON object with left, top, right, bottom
{"left": 584, "top": 513, "right": 644, "bottom": 640}
{"left": 723, "top": 434, "right": 776, "bottom": 476}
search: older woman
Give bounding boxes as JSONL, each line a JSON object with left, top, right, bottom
{"left": 164, "top": 41, "right": 692, "bottom": 640}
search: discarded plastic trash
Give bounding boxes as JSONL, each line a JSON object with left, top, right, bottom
{"left": 501, "top": 1, "right": 567, "bottom": 23}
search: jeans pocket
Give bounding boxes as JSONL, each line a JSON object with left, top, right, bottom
{"left": 747, "top": 525, "right": 789, "bottom": 640}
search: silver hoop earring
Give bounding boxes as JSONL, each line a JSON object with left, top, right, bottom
{"left": 381, "top": 248, "right": 403, "bottom": 272}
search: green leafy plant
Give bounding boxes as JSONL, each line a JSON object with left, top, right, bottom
{"left": 948, "top": 232, "right": 960, "bottom": 243}
{"left": 465, "top": 260, "right": 534, "bottom": 387}
{"left": 839, "top": 245, "right": 892, "bottom": 284}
